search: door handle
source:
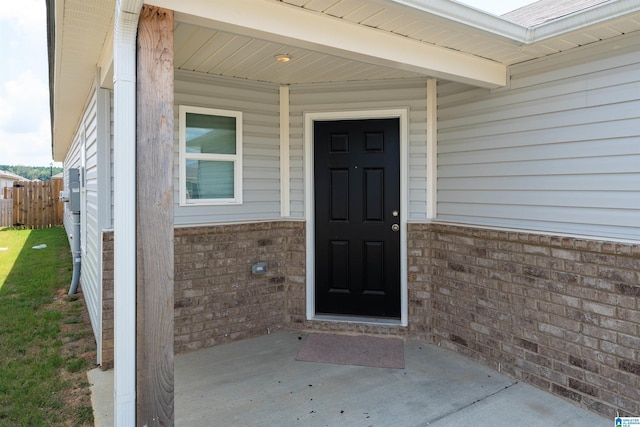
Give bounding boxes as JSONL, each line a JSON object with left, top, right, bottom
{"left": 391, "top": 224, "right": 400, "bottom": 232}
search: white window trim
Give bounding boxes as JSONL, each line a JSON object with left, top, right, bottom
{"left": 179, "top": 105, "right": 243, "bottom": 206}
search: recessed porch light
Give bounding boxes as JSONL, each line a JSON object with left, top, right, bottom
{"left": 275, "top": 54, "right": 292, "bottom": 63}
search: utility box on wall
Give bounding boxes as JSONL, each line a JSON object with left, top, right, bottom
{"left": 67, "top": 168, "right": 80, "bottom": 214}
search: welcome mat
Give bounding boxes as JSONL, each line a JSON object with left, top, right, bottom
{"left": 296, "top": 333, "right": 405, "bottom": 369}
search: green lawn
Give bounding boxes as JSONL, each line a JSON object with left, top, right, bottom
{"left": 0, "top": 227, "right": 95, "bottom": 426}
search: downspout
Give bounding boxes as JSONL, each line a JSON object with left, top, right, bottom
{"left": 113, "top": 0, "right": 143, "bottom": 425}
{"left": 67, "top": 169, "right": 82, "bottom": 295}
{"left": 68, "top": 255, "right": 81, "bottom": 294}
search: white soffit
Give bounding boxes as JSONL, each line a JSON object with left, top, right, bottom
{"left": 151, "top": 0, "right": 508, "bottom": 88}
{"left": 52, "top": 0, "right": 115, "bottom": 160}
{"left": 172, "top": 24, "right": 426, "bottom": 84}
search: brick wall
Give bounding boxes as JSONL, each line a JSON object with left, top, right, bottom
{"left": 98, "top": 220, "right": 639, "bottom": 418}
{"left": 100, "top": 222, "right": 304, "bottom": 364}
{"left": 417, "top": 223, "right": 640, "bottom": 418}
{"left": 101, "top": 231, "right": 114, "bottom": 369}
{"left": 173, "top": 221, "right": 304, "bottom": 353}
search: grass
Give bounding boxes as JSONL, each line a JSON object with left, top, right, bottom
{"left": 0, "top": 227, "right": 95, "bottom": 426}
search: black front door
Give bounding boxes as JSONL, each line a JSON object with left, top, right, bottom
{"left": 314, "top": 118, "right": 400, "bottom": 318}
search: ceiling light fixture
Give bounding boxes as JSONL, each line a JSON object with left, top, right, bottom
{"left": 275, "top": 54, "right": 291, "bottom": 63}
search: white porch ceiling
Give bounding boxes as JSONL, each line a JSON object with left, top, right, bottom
{"left": 166, "top": 0, "right": 640, "bottom": 85}
{"left": 167, "top": 0, "right": 507, "bottom": 88}
{"left": 173, "top": 24, "right": 425, "bottom": 84}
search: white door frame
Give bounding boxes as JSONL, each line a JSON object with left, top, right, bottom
{"left": 304, "top": 109, "right": 408, "bottom": 326}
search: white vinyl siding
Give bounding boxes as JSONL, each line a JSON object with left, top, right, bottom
{"left": 437, "top": 34, "right": 640, "bottom": 240}
{"left": 83, "top": 92, "right": 101, "bottom": 354}
{"left": 289, "top": 78, "right": 429, "bottom": 220}
{"left": 63, "top": 78, "right": 111, "bottom": 361}
{"left": 173, "top": 71, "right": 280, "bottom": 225}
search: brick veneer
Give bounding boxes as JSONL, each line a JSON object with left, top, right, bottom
{"left": 173, "top": 221, "right": 304, "bottom": 353}
{"left": 98, "top": 221, "right": 639, "bottom": 418}
{"left": 101, "top": 231, "right": 114, "bottom": 369}
{"left": 411, "top": 223, "right": 640, "bottom": 418}
{"left": 100, "top": 222, "right": 304, "bottom": 365}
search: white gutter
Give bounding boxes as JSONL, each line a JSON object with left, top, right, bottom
{"left": 531, "top": 0, "right": 640, "bottom": 42}
{"left": 390, "top": 0, "right": 640, "bottom": 44}
{"left": 390, "top": 0, "right": 529, "bottom": 41}
{"left": 113, "top": 0, "right": 143, "bottom": 425}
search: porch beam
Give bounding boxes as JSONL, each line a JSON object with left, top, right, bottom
{"left": 136, "top": 5, "right": 175, "bottom": 426}
{"left": 149, "top": 0, "right": 506, "bottom": 88}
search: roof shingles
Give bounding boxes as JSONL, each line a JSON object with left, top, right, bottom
{"left": 502, "top": 0, "right": 611, "bottom": 26}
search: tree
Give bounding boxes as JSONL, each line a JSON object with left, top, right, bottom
{"left": 0, "top": 165, "right": 63, "bottom": 181}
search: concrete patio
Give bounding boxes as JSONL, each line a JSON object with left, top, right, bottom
{"left": 89, "top": 331, "right": 610, "bottom": 426}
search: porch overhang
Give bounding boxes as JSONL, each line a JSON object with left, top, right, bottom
{"left": 148, "top": 0, "right": 507, "bottom": 89}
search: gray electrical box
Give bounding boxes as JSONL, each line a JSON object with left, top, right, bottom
{"left": 68, "top": 168, "right": 81, "bottom": 213}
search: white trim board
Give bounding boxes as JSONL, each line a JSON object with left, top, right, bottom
{"left": 280, "top": 85, "right": 291, "bottom": 217}
{"left": 304, "top": 109, "right": 409, "bottom": 327}
{"left": 426, "top": 78, "right": 437, "bottom": 220}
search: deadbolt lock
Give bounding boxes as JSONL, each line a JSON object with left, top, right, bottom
{"left": 392, "top": 210, "right": 399, "bottom": 217}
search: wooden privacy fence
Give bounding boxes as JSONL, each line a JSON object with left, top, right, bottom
{"left": 0, "top": 199, "right": 11, "bottom": 227}
{"left": 6, "top": 180, "right": 64, "bottom": 229}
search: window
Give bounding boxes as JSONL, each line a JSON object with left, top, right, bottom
{"left": 179, "top": 106, "right": 242, "bottom": 205}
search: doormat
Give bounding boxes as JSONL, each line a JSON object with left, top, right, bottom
{"left": 296, "top": 333, "right": 405, "bottom": 369}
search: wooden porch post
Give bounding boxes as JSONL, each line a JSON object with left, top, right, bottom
{"left": 136, "top": 5, "right": 174, "bottom": 425}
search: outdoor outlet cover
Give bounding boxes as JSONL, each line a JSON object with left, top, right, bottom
{"left": 251, "top": 262, "right": 268, "bottom": 275}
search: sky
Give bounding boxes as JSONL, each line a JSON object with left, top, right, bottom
{"left": 0, "top": 0, "right": 534, "bottom": 168}
{"left": 0, "top": 0, "right": 54, "bottom": 167}
{"left": 456, "top": 0, "right": 537, "bottom": 16}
